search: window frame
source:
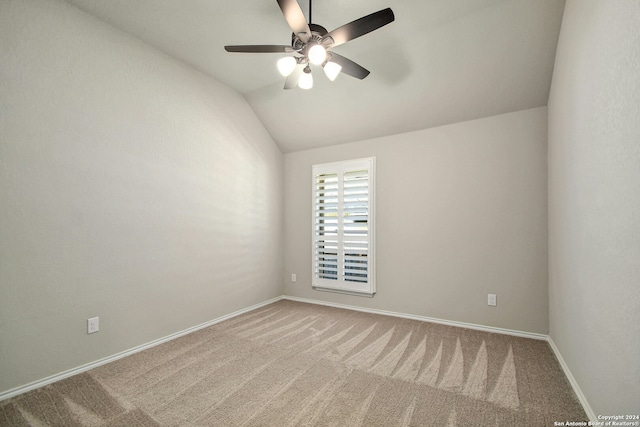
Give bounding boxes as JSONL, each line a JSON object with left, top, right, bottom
{"left": 311, "top": 157, "right": 376, "bottom": 297}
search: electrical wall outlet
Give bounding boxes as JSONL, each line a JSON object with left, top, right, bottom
{"left": 291, "top": 273, "right": 297, "bottom": 283}
{"left": 488, "top": 294, "right": 497, "bottom": 307}
{"left": 87, "top": 317, "right": 99, "bottom": 334}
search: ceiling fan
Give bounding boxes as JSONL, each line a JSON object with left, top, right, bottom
{"left": 224, "top": 0, "right": 395, "bottom": 90}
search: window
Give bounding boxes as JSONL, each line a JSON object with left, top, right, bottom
{"left": 312, "top": 157, "right": 375, "bottom": 296}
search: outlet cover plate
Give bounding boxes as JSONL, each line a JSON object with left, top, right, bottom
{"left": 87, "top": 317, "right": 99, "bottom": 334}
{"left": 488, "top": 294, "right": 497, "bottom": 307}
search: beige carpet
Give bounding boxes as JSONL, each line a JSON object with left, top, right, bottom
{"left": 1, "top": 300, "right": 587, "bottom": 426}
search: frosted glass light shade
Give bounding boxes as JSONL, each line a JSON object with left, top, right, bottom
{"left": 298, "top": 71, "right": 313, "bottom": 89}
{"left": 277, "top": 57, "right": 297, "bottom": 76}
{"left": 323, "top": 61, "right": 342, "bottom": 81}
{"left": 308, "top": 44, "right": 327, "bottom": 65}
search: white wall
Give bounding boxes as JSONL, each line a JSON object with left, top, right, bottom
{"left": 0, "top": 0, "right": 283, "bottom": 393}
{"left": 548, "top": 0, "right": 640, "bottom": 415}
{"left": 284, "top": 107, "right": 549, "bottom": 334}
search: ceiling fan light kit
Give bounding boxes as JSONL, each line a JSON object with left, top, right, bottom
{"left": 308, "top": 44, "right": 327, "bottom": 65}
{"left": 277, "top": 56, "right": 298, "bottom": 76}
{"left": 298, "top": 67, "right": 314, "bottom": 89}
{"left": 224, "top": 0, "right": 394, "bottom": 90}
{"left": 323, "top": 60, "right": 342, "bottom": 81}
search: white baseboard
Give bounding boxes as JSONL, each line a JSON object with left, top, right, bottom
{"left": 0, "top": 296, "right": 283, "bottom": 402}
{"left": 282, "top": 295, "right": 548, "bottom": 340}
{"left": 547, "top": 337, "right": 596, "bottom": 422}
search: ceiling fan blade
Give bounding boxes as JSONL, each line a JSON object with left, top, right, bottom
{"left": 225, "top": 45, "right": 296, "bottom": 53}
{"left": 284, "top": 64, "right": 304, "bottom": 90}
{"left": 325, "top": 8, "right": 394, "bottom": 48}
{"left": 277, "top": 0, "right": 311, "bottom": 43}
{"left": 328, "top": 53, "right": 370, "bottom": 80}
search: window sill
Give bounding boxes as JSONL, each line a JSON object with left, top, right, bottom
{"left": 313, "top": 285, "right": 375, "bottom": 298}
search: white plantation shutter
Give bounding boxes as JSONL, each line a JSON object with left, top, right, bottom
{"left": 312, "top": 158, "right": 375, "bottom": 296}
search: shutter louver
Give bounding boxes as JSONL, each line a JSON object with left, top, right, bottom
{"left": 314, "top": 173, "right": 339, "bottom": 280}
{"left": 343, "top": 169, "right": 368, "bottom": 283}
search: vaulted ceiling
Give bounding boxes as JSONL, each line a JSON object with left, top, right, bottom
{"left": 63, "top": 0, "right": 566, "bottom": 152}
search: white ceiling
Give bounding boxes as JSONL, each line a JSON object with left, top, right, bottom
{"left": 63, "top": 0, "right": 566, "bottom": 153}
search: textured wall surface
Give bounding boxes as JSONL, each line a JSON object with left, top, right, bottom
{"left": 0, "top": 0, "right": 283, "bottom": 393}
{"left": 284, "top": 108, "right": 549, "bottom": 334}
{"left": 548, "top": 0, "right": 640, "bottom": 415}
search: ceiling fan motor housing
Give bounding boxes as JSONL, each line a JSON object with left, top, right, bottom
{"left": 292, "top": 23, "right": 330, "bottom": 54}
